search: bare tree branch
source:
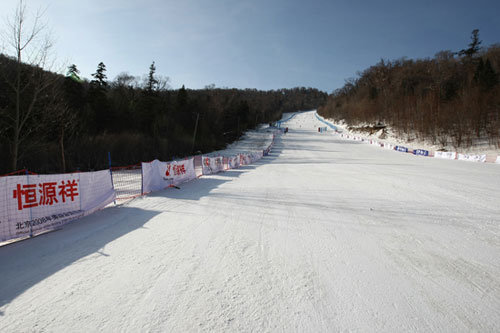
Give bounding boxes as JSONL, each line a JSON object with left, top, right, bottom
{"left": 0, "top": 0, "right": 57, "bottom": 171}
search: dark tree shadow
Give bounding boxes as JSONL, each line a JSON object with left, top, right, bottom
{"left": 0, "top": 206, "right": 160, "bottom": 311}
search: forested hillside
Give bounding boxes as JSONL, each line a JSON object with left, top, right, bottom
{"left": 319, "top": 30, "right": 500, "bottom": 149}
{"left": 0, "top": 56, "right": 327, "bottom": 174}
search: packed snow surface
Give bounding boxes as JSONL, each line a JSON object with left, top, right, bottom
{"left": 1, "top": 111, "right": 500, "bottom": 332}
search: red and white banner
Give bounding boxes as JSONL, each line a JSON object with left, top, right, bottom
{"left": 250, "top": 151, "right": 263, "bottom": 163}
{"left": 457, "top": 153, "right": 486, "bottom": 163}
{"left": 202, "top": 156, "right": 224, "bottom": 175}
{"left": 228, "top": 155, "right": 240, "bottom": 169}
{"left": 434, "top": 151, "right": 457, "bottom": 160}
{"left": 142, "top": 158, "right": 196, "bottom": 193}
{"left": 240, "top": 154, "right": 251, "bottom": 165}
{"left": 0, "top": 170, "right": 115, "bottom": 242}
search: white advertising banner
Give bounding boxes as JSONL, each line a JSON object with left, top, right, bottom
{"left": 0, "top": 170, "right": 115, "bottom": 242}
{"left": 250, "top": 151, "right": 263, "bottom": 163}
{"left": 496, "top": 156, "right": 500, "bottom": 164}
{"left": 142, "top": 158, "right": 196, "bottom": 193}
{"left": 434, "top": 151, "right": 457, "bottom": 160}
{"left": 457, "top": 154, "right": 486, "bottom": 163}
{"left": 202, "top": 156, "right": 224, "bottom": 175}
{"left": 228, "top": 155, "right": 240, "bottom": 169}
{"left": 240, "top": 154, "right": 251, "bottom": 165}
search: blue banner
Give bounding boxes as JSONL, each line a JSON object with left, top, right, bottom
{"left": 413, "top": 149, "right": 429, "bottom": 156}
{"left": 314, "top": 112, "right": 338, "bottom": 131}
{"left": 395, "top": 146, "right": 408, "bottom": 153}
{"left": 276, "top": 111, "right": 306, "bottom": 127}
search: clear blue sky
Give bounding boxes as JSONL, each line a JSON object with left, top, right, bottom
{"left": 1, "top": 0, "right": 499, "bottom": 93}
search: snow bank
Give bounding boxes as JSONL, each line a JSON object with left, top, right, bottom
{"left": 316, "top": 113, "right": 500, "bottom": 165}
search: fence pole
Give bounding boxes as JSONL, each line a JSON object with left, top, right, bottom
{"left": 108, "top": 152, "right": 116, "bottom": 205}
{"left": 26, "top": 169, "right": 33, "bottom": 238}
{"left": 141, "top": 163, "right": 144, "bottom": 195}
{"left": 79, "top": 172, "right": 82, "bottom": 212}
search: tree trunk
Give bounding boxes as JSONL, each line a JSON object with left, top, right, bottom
{"left": 11, "top": 50, "right": 22, "bottom": 172}
{"left": 11, "top": 128, "right": 19, "bottom": 171}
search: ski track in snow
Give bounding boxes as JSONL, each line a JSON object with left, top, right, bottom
{"left": 1, "top": 111, "right": 500, "bottom": 332}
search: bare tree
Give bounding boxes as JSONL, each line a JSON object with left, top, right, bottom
{"left": 156, "top": 75, "right": 171, "bottom": 91}
{"left": 114, "top": 72, "right": 140, "bottom": 89}
{"left": 0, "top": 0, "right": 58, "bottom": 171}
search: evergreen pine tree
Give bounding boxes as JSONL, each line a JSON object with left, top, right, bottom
{"left": 177, "top": 85, "right": 188, "bottom": 108}
{"left": 475, "top": 58, "right": 498, "bottom": 90}
{"left": 66, "top": 64, "right": 82, "bottom": 83}
{"left": 458, "top": 29, "right": 482, "bottom": 61}
{"left": 88, "top": 62, "right": 111, "bottom": 132}
{"left": 91, "top": 62, "right": 108, "bottom": 88}
{"left": 146, "top": 61, "right": 158, "bottom": 95}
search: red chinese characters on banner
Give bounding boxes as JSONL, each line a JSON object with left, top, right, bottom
{"left": 12, "top": 184, "right": 37, "bottom": 210}
{"left": 12, "top": 179, "right": 80, "bottom": 211}
{"left": 39, "top": 182, "right": 58, "bottom": 205}
{"left": 172, "top": 164, "right": 186, "bottom": 176}
{"left": 164, "top": 164, "right": 187, "bottom": 178}
{"left": 59, "top": 180, "right": 79, "bottom": 203}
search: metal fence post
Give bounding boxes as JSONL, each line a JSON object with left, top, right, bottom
{"left": 25, "top": 169, "right": 33, "bottom": 238}
{"left": 141, "top": 163, "right": 144, "bottom": 195}
{"left": 108, "top": 152, "right": 116, "bottom": 205}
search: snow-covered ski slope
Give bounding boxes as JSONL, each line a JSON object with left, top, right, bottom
{"left": 1, "top": 111, "right": 500, "bottom": 332}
